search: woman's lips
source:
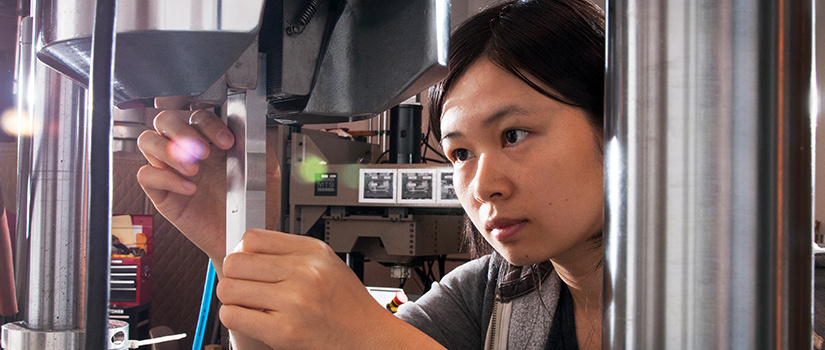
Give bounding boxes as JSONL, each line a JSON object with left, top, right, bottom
{"left": 485, "top": 218, "right": 527, "bottom": 243}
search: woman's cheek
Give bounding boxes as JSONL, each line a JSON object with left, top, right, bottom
{"left": 452, "top": 169, "right": 473, "bottom": 204}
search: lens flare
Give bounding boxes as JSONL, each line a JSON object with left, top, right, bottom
{"left": 299, "top": 156, "right": 329, "bottom": 183}
{"left": 0, "top": 108, "right": 35, "bottom": 137}
{"left": 166, "top": 137, "right": 206, "bottom": 164}
{"left": 341, "top": 163, "right": 362, "bottom": 189}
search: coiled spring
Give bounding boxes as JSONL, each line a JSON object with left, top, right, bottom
{"left": 286, "top": 0, "right": 319, "bottom": 35}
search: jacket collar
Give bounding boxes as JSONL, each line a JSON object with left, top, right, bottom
{"left": 492, "top": 251, "right": 556, "bottom": 303}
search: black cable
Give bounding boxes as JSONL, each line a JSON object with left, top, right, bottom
{"left": 414, "top": 266, "right": 432, "bottom": 293}
{"left": 209, "top": 285, "right": 222, "bottom": 345}
{"left": 421, "top": 124, "right": 431, "bottom": 161}
{"left": 85, "top": 0, "right": 116, "bottom": 349}
{"left": 425, "top": 142, "right": 448, "bottom": 161}
{"left": 376, "top": 149, "right": 390, "bottom": 164}
{"left": 438, "top": 255, "right": 446, "bottom": 280}
{"left": 411, "top": 272, "right": 425, "bottom": 292}
{"left": 421, "top": 124, "right": 449, "bottom": 164}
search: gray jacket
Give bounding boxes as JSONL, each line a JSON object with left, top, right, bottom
{"left": 396, "top": 252, "right": 562, "bottom": 350}
{"left": 397, "top": 251, "right": 825, "bottom": 350}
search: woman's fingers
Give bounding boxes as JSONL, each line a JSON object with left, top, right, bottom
{"left": 214, "top": 229, "right": 391, "bottom": 349}
{"left": 154, "top": 110, "right": 210, "bottom": 156}
{"left": 154, "top": 95, "right": 190, "bottom": 110}
{"left": 219, "top": 305, "right": 287, "bottom": 345}
{"left": 142, "top": 108, "right": 234, "bottom": 174}
{"left": 153, "top": 95, "right": 235, "bottom": 150}
{"left": 137, "top": 129, "right": 201, "bottom": 177}
{"left": 136, "top": 130, "right": 172, "bottom": 170}
{"left": 218, "top": 284, "right": 316, "bottom": 348}
{"left": 235, "top": 229, "right": 333, "bottom": 256}
{"left": 136, "top": 165, "right": 197, "bottom": 197}
{"left": 222, "top": 252, "right": 294, "bottom": 283}
{"left": 216, "top": 278, "right": 286, "bottom": 311}
{"left": 189, "top": 109, "right": 235, "bottom": 150}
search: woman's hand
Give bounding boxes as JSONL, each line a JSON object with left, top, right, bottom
{"left": 137, "top": 96, "right": 282, "bottom": 267}
{"left": 136, "top": 96, "right": 235, "bottom": 262}
{"left": 217, "top": 229, "right": 419, "bottom": 349}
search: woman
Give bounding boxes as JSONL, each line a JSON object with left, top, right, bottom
{"left": 400, "top": 1, "right": 604, "bottom": 348}
{"left": 136, "top": 0, "right": 605, "bottom": 348}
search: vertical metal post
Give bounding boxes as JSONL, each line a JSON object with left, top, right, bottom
{"left": 85, "top": 0, "right": 117, "bottom": 348}
{"left": 13, "top": 15, "right": 33, "bottom": 323}
{"left": 2, "top": 63, "right": 88, "bottom": 350}
{"left": 224, "top": 54, "right": 267, "bottom": 255}
{"left": 604, "top": 0, "right": 814, "bottom": 349}
{"left": 27, "top": 63, "right": 89, "bottom": 332}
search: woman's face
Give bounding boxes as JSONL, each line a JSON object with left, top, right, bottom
{"left": 440, "top": 59, "right": 604, "bottom": 266}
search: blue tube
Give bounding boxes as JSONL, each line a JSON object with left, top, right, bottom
{"left": 193, "top": 260, "right": 217, "bottom": 350}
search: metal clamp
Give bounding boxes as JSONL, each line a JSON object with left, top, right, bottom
{"left": 1, "top": 321, "right": 84, "bottom": 349}
{"left": 1, "top": 320, "right": 132, "bottom": 349}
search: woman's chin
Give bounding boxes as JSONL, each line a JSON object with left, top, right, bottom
{"left": 498, "top": 250, "right": 548, "bottom": 267}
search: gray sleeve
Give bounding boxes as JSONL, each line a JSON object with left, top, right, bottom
{"left": 395, "top": 255, "right": 495, "bottom": 350}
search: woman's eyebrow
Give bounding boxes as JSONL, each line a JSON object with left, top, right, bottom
{"left": 440, "top": 131, "right": 463, "bottom": 145}
{"left": 440, "top": 105, "right": 529, "bottom": 143}
{"left": 483, "top": 105, "right": 529, "bottom": 126}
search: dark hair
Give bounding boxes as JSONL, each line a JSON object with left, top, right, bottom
{"left": 428, "top": 0, "right": 605, "bottom": 258}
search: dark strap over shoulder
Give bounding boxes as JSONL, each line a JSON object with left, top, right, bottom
{"left": 496, "top": 253, "right": 556, "bottom": 303}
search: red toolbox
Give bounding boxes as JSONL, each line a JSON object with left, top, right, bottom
{"left": 110, "top": 215, "right": 153, "bottom": 308}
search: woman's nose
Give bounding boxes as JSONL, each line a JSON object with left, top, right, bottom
{"left": 471, "top": 154, "right": 512, "bottom": 203}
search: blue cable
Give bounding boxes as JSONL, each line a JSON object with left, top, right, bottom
{"left": 193, "top": 260, "right": 217, "bottom": 350}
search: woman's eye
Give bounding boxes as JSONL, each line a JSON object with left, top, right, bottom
{"left": 451, "top": 148, "right": 473, "bottom": 162}
{"left": 504, "top": 129, "right": 528, "bottom": 145}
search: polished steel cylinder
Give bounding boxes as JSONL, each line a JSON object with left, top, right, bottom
{"left": 603, "top": 0, "right": 814, "bottom": 349}
{"left": 38, "top": 0, "right": 263, "bottom": 41}
{"left": 25, "top": 61, "right": 88, "bottom": 331}
{"left": 34, "top": 0, "right": 265, "bottom": 107}
{"left": 13, "top": 15, "right": 34, "bottom": 322}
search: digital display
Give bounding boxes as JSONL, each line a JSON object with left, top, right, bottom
{"left": 399, "top": 170, "right": 436, "bottom": 203}
{"left": 438, "top": 169, "right": 460, "bottom": 204}
{"left": 359, "top": 169, "right": 397, "bottom": 203}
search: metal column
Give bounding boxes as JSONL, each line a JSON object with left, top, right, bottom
{"left": 604, "top": 0, "right": 814, "bottom": 349}
{"left": 224, "top": 54, "right": 268, "bottom": 255}
{"left": 2, "top": 62, "right": 89, "bottom": 349}
{"left": 13, "top": 15, "right": 33, "bottom": 324}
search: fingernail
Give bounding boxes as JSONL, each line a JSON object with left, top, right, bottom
{"left": 182, "top": 180, "right": 196, "bottom": 192}
{"left": 217, "top": 131, "right": 234, "bottom": 149}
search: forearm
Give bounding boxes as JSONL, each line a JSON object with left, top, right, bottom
{"left": 356, "top": 307, "right": 447, "bottom": 350}
{"left": 220, "top": 287, "right": 445, "bottom": 350}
